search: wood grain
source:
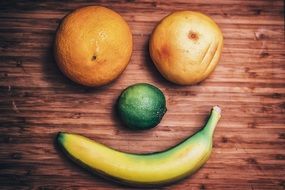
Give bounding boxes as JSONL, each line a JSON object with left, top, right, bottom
{"left": 0, "top": 0, "right": 284, "bottom": 189}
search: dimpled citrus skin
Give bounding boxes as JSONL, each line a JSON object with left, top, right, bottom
{"left": 54, "top": 6, "right": 132, "bottom": 87}
{"left": 149, "top": 11, "right": 223, "bottom": 85}
{"left": 117, "top": 83, "right": 167, "bottom": 130}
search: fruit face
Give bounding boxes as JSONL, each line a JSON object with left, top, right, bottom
{"left": 117, "top": 83, "right": 167, "bottom": 130}
{"left": 149, "top": 11, "right": 223, "bottom": 85}
{"left": 54, "top": 6, "right": 133, "bottom": 87}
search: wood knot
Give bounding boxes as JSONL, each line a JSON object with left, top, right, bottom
{"left": 0, "top": 72, "right": 8, "bottom": 78}
{"left": 254, "top": 32, "right": 268, "bottom": 40}
{"left": 200, "top": 184, "right": 206, "bottom": 190}
{"left": 254, "top": 9, "right": 262, "bottom": 15}
{"left": 260, "top": 51, "right": 269, "bottom": 58}
{"left": 16, "top": 59, "right": 22, "bottom": 67}
{"left": 11, "top": 152, "right": 22, "bottom": 160}
{"left": 70, "top": 113, "right": 81, "bottom": 119}
{"left": 278, "top": 133, "right": 285, "bottom": 139}
{"left": 248, "top": 122, "right": 256, "bottom": 128}
{"left": 279, "top": 180, "right": 285, "bottom": 188}
{"left": 204, "top": 173, "right": 209, "bottom": 179}
{"left": 221, "top": 136, "right": 228, "bottom": 143}
{"left": 152, "top": 1, "right": 158, "bottom": 7}
{"left": 276, "top": 154, "right": 285, "bottom": 160}
{"left": 0, "top": 135, "right": 12, "bottom": 143}
{"left": 279, "top": 102, "right": 285, "bottom": 110}
{"left": 246, "top": 157, "right": 258, "bottom": 165}
{"left": 271, "top": 93, "right": 281, "bottom": 99}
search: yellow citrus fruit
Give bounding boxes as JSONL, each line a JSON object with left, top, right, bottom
{"left": 149, "top": 11, "right": 223, "bottom": 85}
{"left": 54, "top": 6, "right": 132, "bottom": 87}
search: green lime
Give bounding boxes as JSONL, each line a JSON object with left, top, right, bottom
{"left": 117, "top": 83, "right": 167, "bottom": 130}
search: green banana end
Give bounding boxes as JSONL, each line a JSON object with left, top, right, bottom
{"left": 57, "top": 132, "right": 71, "bottom": 153}
{"left": 57, "top": 132, "right": 65, "bottom": 145}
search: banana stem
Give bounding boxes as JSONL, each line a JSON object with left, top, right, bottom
{"left": 203, "top": 106, "right": 222, "bottom": 137}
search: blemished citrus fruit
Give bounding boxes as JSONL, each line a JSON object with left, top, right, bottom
{"left": 149, "top": 11, "right": 223, "bottom": 85}
{"left": 54, "top": 6, "right": 132, "bottom": 87}
{"left": 117, "top": 83, "right": 167, "bottom": 130}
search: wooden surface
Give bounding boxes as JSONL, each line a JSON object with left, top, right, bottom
{"left": 0, "top": 0, "right": 284, "bottom": 189}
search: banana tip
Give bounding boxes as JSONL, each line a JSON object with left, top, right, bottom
{"left": 57, "top": 132, "right": 66, "bottom": 143}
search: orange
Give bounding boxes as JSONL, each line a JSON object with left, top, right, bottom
{"left": 149, "top": 11, "right": 223, "bottom": 85}
{"left": 54, "top": 6, "right": 132, "bottom": 87}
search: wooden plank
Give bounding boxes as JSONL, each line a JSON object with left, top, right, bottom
{"left": 0, "top": 0, "right": 284, "bottom": 189}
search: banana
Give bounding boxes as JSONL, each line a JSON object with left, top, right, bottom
{"left": 57, "top": 106, "right": 221, "bottom": 187}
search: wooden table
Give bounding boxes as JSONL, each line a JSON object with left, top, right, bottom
{"left": 0, "top": 1, "right": 284, "bottom": 189}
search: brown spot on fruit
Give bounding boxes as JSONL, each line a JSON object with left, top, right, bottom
{"left": 91, "top": 55, "right": 97, "bottom": 61}
{"left": 188, "top": 31, "right": 199, "bottom": 40}
{"left": 160, "top": 45, "right": 170, "bottom": 58}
